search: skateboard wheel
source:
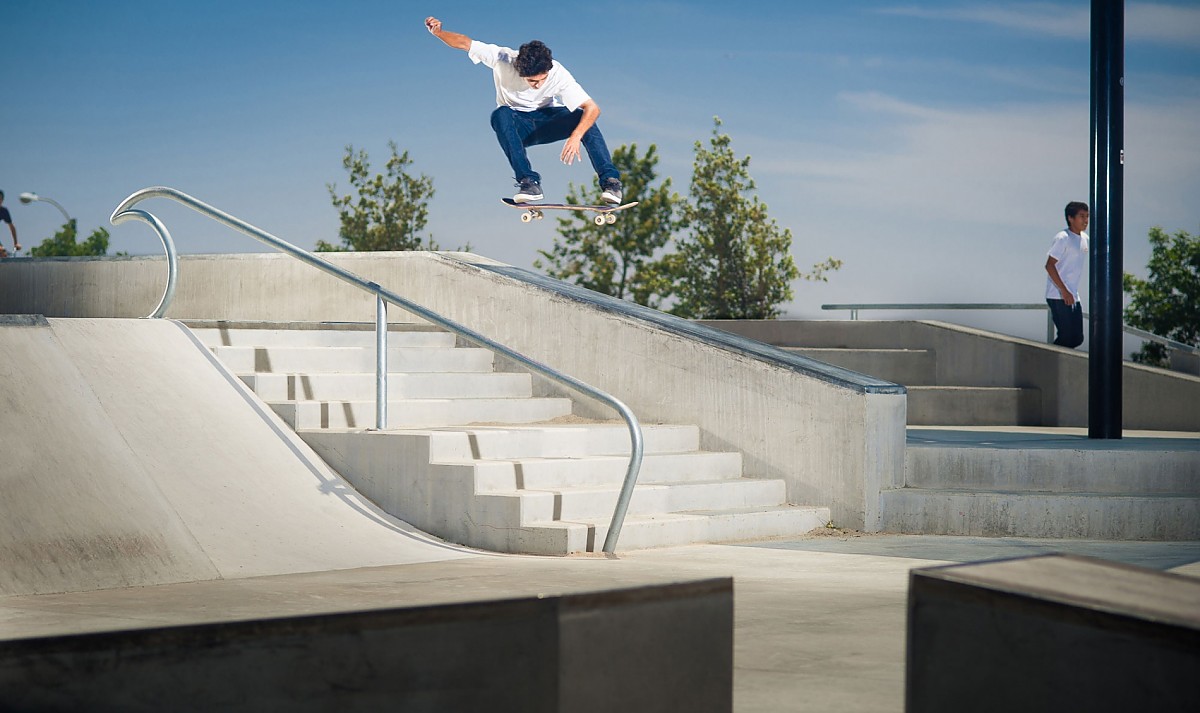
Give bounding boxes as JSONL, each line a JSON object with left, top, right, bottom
{"left": 535, "top": 211, "right": 544, "bottom": 220}
{"left": 594, "top": 215, "right": 607, "bottom": 226}
{"left": 521, "top": 212, "right": 533, "bottom": 223}
{"left": 605, "top": 213, "right": 617, "bottom": 224}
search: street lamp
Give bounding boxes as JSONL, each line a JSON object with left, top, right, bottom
{"left": 19, "top": 192, "right": 72, "bottom": 225}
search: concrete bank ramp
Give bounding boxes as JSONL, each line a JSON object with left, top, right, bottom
{"left": 0, "top": 317, "right": 471, "bottom": 597}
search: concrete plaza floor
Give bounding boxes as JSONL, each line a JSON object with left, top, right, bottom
{"left": 3, "top": 532, "right": 1198, "bottom": 712}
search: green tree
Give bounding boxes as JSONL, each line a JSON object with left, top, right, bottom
{"left": 670, "top": 117, "right": 840, "bottom": 319}
{"left": 535, "top": 143, "right": 681, "bottom": 308}
{"left": 30, "top": 220, "right": 113, "bottom": 257}
{"left": 1123, "top": 226, "right": 1199, "bottom": 367}
{"left": 321, "top": 141, "right": 436, "bottom": 251}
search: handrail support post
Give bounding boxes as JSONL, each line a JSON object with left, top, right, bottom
{"left": 376, "top": 294, "right": 387, "bottom": 430}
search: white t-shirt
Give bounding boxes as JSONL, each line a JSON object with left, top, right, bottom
{"left": 467, "top": 40, "right": 591, "bottom": 112}
{"left": 1044, "top": 229, "right": 1089, "bottom": 300}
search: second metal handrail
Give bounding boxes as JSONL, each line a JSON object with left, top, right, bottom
{"left": 111, "top": 186, "right": 644, "bottom": 554}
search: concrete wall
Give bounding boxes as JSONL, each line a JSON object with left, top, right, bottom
{"left": 0, "top": 253, "right": 908, "bottom": 531}
{"left": 0, "top": 578, "right": 733, "bottom": 713}
{"left": 701, "top": 319, "right": 1200, "bottom": 431}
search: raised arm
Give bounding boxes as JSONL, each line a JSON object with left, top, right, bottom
{"left": 425, "top": 17, "right": 472, "bottom": 51}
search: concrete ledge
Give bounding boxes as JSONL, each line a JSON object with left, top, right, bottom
{"left": 907, "top": 554, "right": 1200, "bottom": 712}
{"left": 0, "top": 314, "right": 49, "bottom": 327}
{"left": 881, "top": 488, "right": 1200, "bottom": 540}
{"left": 474, "top": 264, "right": 902, "bottom": 396}
{"left": 904, "top": 431, "right": 1200, "bottom": 494}
{"left": 0, "top": 578, "right": 733, "bottom": 713}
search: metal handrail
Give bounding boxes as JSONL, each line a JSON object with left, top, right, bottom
{"left": 110, "top": 186, "right": 644, "bottom": 554}
{"left": 821, "top": 302, "right": 1197, "bottom": 355}
{"left": 110, "top": 208, "right": 178, "bottom": 318}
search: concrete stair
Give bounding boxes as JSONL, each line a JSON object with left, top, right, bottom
{"left": 191, "top": 323, "right": 830, "bottom": 554}
{"left": 299, "top": 424, "right": 828, "bottom": 556}
{"left": 906, "top": 386, "right": 1041, "bottom": 427}
{"left": 783, "top": 347, "right": 935, "bottom": 385}
{"left": 711, "top": 321, "right": 1043, "bottom": 427}
{"left": 192, "top": 324, "right": 571, "bottom": 428}
{"left": 881, "top": 430, "right": 1200, "bottom": 540}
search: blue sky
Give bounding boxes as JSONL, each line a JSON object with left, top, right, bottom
{"left": 4, "top": 1, "right": 1198, "bottom": 338}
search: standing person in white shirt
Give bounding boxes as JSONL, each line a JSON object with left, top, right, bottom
{"left": 1044, "top": 201, "right": 1090, "bottom": 348}
{"left": 425, "top": 16, "right": 623, "bottom": 205}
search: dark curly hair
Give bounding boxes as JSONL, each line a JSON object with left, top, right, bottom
{"left": 1064, "top": 201, "right": 1089, "bottom": 225}
{"left": 513, "top": 40, "right": 553, "bottom": 77}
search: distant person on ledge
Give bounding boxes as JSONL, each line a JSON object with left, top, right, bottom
{"left": 1044, "top": 201, "right": 1089, "bottom": 349}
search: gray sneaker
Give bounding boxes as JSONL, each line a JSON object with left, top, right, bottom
{"left": 600, "top": 178, "right": 623, "bottom": 205}
{"left": 513, "top": 178, "right": 543, "bottom": 203}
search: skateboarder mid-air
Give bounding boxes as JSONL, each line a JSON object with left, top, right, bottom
{"left": 424, "top": 16, "right": 623, "bottom": 206}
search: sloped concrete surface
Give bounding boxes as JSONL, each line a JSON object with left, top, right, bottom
{"left": 0, "top": 317, "right": 219, "bottom": 595}
{"left": 0, "top": 318, "right": 473, "bottom": 597}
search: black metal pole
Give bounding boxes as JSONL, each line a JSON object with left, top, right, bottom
{"left": 1089, "top": 0, "right": 1124, "bottom": 439}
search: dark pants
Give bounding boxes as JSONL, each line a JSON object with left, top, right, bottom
{"left": 1047, "top": 298, "right": 1084, "bottom": 348}
{"left": 490, "top": 106, "right": 619, "bottom": 184}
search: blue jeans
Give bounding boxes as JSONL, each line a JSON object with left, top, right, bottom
{"left": 490, "top": 106, "right": 619, "bottom": 185}
{"left": 1047, "top": 298, "right": 1084, "bottom": 348}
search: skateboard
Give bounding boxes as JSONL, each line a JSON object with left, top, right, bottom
{"left": 502, "top": 198, "right": 639, "bottom": 225}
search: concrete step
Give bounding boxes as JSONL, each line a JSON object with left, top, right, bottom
{"left": 905, "top": 442, "right": 1200, "bottom": 495}
{"left": 213, "top": 345, "right": 494, "bottom": 374}
{"left": 783, "top": 347, "right": 936, "bottom": 385}
{"left": 880, "top": 488, "right": 1200, "bottom": 540}
{"left": 417, "top": 424, "right": 703, "bottom": 460}
{"left": 240, "top": 372, "right": 533, "bottom": 401}
{"left": 501, "top": 477, "right": 788, "bottom": 523}
{"left": 471, "top": 451, "right": 745, "bottom": 492}
{"left": 907, "top": 386, "right": 1041, "bottom": 426}
{"left": 510, "top": 505, "right": 831, "bottom": 555}
{"left": 271, "top": 397, "right": 573, "bottom": 429}
{"left": 191, "top": 326, "right": 455, "bottom": 349}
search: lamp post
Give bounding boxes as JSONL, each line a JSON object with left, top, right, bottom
{"left": 18, "top": 192, "right": 72, "bottom": 225}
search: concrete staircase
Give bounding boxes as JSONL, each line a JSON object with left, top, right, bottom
{"left": 190, "top": 322, "right": 829, "bottom": 554}
{"left": 777, "top": 347, "right": 1038, "bottom": 427}
{"left": 704, "top": 321, "right": 1042, "bottom": 427}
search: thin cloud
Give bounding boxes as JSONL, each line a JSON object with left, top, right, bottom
{"left": 879, "top": 3, "right": 1090, "bottom": 39}
{"left": 837, "top": 91, "right": 954, "bottom": 120}
{"left": 879, "top": 3, "right": 1200, "bottom": 47}
{"left": 752, "top": 91, "right": 1200, "bottom": 236}
{"left": 1129, "top": 3, "right": 1200, "bottom": 47}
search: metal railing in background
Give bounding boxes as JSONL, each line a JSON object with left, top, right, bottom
{"left": 821, "top": 302, "right": 1198, "bottom": 356}
{"left": 823, "top": 303, "right": 1055, "bottom": 341}
{"left": 111, "top": 186, "right": 644, "bottom": 554}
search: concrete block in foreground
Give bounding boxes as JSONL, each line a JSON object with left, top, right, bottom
{"left": 907, "top": 554, "right": 1200, "bottom": 712}
{"left": 0, "top": 578, "right": 732, "bottom": 713}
